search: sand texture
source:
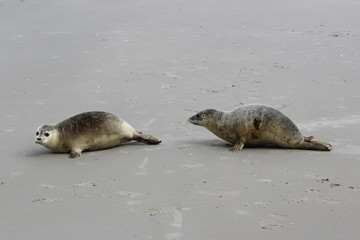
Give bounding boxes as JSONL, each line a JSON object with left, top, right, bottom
{"left": 1, "top": 0, "right": 360, "bottom": 239}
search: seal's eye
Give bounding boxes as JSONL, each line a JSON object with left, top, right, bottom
{"left": 36, "top": 131, "right": 39, "bottom": 136}
{"left": 202, "top": 114, "right": 206, "bottom": 118}
{"left": 44, "top": 133, "right": 50, "bottom": 137}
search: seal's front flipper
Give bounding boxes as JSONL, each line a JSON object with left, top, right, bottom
{"left": 69, "top": 148, "right": 82, "bottom": 158}
{"left": 230, "top": 142, "right": 244, "bottom": 151}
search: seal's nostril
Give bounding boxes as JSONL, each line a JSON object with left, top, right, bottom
{"left": 37, "top": 138, "right": 41, "bottom": 141}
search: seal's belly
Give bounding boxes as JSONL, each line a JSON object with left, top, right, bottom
{"left": 67, "top": 133, "right": 126, "bottom": 151}
{"left": 88, "top": 135, "right": 121, "bottom": 150}
{"left": 243, "top": 129, "right": 274, "bottom": 146}
{"left": 73, "top": 122, "right": 135, "bottom": 151}
{"left": 88, "top": 133, "right": 133, "bottom": 150}
{"left": 244, "top": 129, "right": 302, "bottom": 147}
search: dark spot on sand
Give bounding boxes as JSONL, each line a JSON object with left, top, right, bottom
{"left": 253, "top": 118, "right": 261, "bottom": 130}
{"left": 330, "top": 183, "right": 341, "bottom": 188}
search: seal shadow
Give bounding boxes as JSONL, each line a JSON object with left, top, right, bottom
{"left": 27, "top": 141, "right": 155, "bottom": 158}
{"left": 184, "top": 139, "right": 288, "bottom": 151}
{"left": 183, "top": 139, "right": 230, "bottom": 149}
{"left": 23, "top": 148, "right": 63, "bottom": 158}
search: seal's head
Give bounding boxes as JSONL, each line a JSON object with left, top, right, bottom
{"left": 35, "top": 125, "right": 60, "bottom": 150}
{"left": 189, "top": 109, "right": 219, "bottom": 127}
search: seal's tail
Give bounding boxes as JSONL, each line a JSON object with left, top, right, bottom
{"left": 298, "top": 136, "right": 333, "bottom": 151}
{"left": 134, "top": 132, "right": 161, "bottom": 145}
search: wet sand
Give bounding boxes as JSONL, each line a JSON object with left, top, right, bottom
{"left": 1, "top": 0, "right": 360, "bottom": 239}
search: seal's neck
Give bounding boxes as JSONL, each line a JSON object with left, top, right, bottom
{"left": 205, "top": 111, "right": 236, "bottom": 144}
{"left": 205, "top": 111, "right": 224, "bottom": 134}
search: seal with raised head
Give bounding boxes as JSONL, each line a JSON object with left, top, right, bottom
{"left": 35, "top": 111, "right": 161, "bottom": 158}
{"left": 189, "top": 104, "right": 333, "bottom": 151}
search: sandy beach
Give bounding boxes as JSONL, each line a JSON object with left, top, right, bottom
{"left": 1, "top": 0, "right": 360, "bottom": 239}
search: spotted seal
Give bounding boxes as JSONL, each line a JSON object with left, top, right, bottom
{"left": 35, "top": 111, "right": 161, "bottom": 158}
{"left": 189, "top": 104, "right": 332, "bottom": 151}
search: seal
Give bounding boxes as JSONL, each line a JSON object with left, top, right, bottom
{"left": 35, "top": 111, "right": 161, "bottom": 158}
{"left": 189, "top": 104, "right": 333, "bottom": 151}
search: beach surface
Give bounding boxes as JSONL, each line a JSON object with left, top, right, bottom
{"left": 1, "top": 0, "right": 360, "bottom": 239}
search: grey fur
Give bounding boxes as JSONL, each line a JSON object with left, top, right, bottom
{"left": 35, "top": 111, "right": 161, "bottom": 158}
{"left": 189, "top": 105, "right": 333, "bottom": 151}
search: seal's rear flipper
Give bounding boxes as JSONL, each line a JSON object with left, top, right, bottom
{"left": 134, "top": 133, "right": 161, "bottom": 145}
{"left": 304, "top": 136, "right": 314, "bottom": 141}
{"left": 298, "top": 139, "right": 333, "bottom": 151}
